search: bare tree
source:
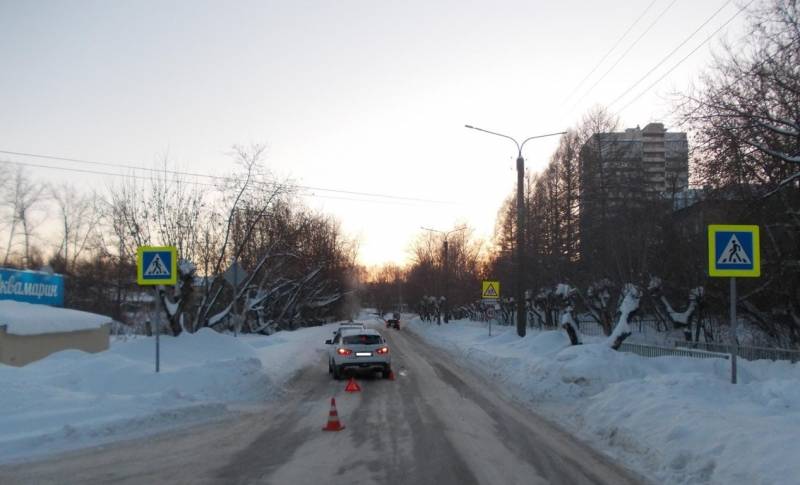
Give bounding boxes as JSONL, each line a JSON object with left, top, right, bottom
{"left": 609, "top": 284, "right": 642, "bottom": 350}
{"left": 676, "top": 0, "right": 800, "bottom": 347}
{"left": 2, "top": 166, "right": 45, "bottom": 268}
{"left": 50, "top": 183, "right": 101, "bottom": 272}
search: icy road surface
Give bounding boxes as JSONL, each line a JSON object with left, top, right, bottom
{"left": 0, "top": 327, "right": 645, "bottom": 485}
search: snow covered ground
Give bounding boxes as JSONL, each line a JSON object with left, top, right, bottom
{"left": 406, "top": 317, "right": 800, "bottom": 485}
{"left": 0, "top": 324, "right": 335, "bottom": 464}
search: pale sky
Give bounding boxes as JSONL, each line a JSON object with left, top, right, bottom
{"left": 0, "top": 0, "right": 749, "bottom": 266}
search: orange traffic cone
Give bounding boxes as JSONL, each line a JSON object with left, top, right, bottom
{"left": 322, "top": 397, "right": 345, "bottom": 431}
{"left": 345, "top": 376, "right": 361, "bottom": 392}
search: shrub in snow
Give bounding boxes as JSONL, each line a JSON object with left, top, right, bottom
{"left": 648, "top": 276, "right": 707, "bottom": 342}
{"left": 530, "top": 287, "right": 559, "bottom": 328}
{"left": 581, "top": 279, "right": 616, "bottom": 335}
{"left": 555, "top": 284, "right": 582, "bottom": 345}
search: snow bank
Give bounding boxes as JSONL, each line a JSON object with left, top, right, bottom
{"left": 0, "top": 300, "right": 112, "bottom": 335}
{"left": 0, "top": 324, "right": 335, "bottom": 463}
{"left": 407, "top": 317, "right": 800, "bottom": 485}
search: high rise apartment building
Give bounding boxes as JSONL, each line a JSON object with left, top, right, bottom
{"left": 579, "top": 123, "right": 689, "bottom": 254}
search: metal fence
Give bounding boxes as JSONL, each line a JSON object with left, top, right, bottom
{"left": 576, "top": 321, "right": 605, "bottom": 336}
{"left": 618, "top": 342, "right": 731, "bottom": 360}
{"left": 673, "top": 341, "right": 800, "bottom": 363}
{"left": 450, "top": 312, "right": 800, "bottom": 363}
{"left": 576, "top": 318, "right": 800, "bottom": 363}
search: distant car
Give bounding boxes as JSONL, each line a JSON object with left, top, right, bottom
{"left": 326, "top": 328, "right": 392, "bottom": 380}
{"left": 385, "top": 313, "right": 400, "bottom": 330}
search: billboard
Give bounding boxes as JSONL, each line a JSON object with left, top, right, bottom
{"left": 0, "top": 268, "right": 65, "bottom": 307}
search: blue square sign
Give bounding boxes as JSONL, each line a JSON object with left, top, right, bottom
{"left": 137, "top": 246, "right": 177, "bottom": 285}
{"left": 708, "top": 225, "right": 760, "bottom": 277}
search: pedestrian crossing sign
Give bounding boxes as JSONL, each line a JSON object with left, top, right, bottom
{"left": 137, "top": 246, "right": 178, "bottom": 285}
{"left": 708, "top": 225, "right": 760, "bottom": 277}
{"left": 482, "top": 281, "right": 500, "bottom": 300}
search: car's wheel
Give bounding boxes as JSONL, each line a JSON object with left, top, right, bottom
{"left": 382, "top": 366, "right": 391, "bottom": 379}
{"left": 328, "top": 359, "right": 332, "bottom": 374}
{"left": 333, "top": 364, "right": 342, "bottom": 380}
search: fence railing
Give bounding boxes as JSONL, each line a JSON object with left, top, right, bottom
{"left": 673, "top": 341, "right": 800, "bottom": 363}
{"left": 527, "top": 322, "right": 799, "bottom": 363}
{"left": 436, "top": 312, "right": 800, "bottom": 363}
{"left": 618, "top": 342, "right": 730, "bottom": 360}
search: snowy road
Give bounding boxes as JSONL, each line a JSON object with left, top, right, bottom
{"left": 0, "top": 327, "right": 645, "bottom": 484}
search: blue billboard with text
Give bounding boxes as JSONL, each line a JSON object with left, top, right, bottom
{"left": 0, "top": 268, "right": 65, "bottom": 307}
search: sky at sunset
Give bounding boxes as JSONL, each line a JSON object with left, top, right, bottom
{"left": 0, "top": 0, "right": 749, "bottom": 266}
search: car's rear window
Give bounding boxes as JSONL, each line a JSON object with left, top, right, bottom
{"left": 343, "top": 334, "right": 382, "bottom": 345}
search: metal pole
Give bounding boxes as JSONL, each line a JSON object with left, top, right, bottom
{"left": 154, "top": 287, "right": 161, "bottom": 373}
{"left": 516, "top": 154, "right": 526, "bottom": 337}
{"left": 730, "top": 277, "right": 737, "bottom": 384}
{"left": 233, "top": 259, "right": 238, "bottom": 337}
{"left": 442, "top": 238, "right": 450, "bottom": 323}
{"left": 464, "top": 124, "right": 565, "bottom": 339}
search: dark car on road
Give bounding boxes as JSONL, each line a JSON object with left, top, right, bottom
{"left": 385, "top": 312, "right": 401, "bottom": 330}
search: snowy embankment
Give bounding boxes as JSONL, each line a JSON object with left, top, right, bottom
{"left": 407, "top": 317, "right": 800, "bottom": 485}
{"left": 0, "top": 325, "right": 334, "bottom": 464}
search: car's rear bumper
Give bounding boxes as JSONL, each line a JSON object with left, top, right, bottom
{"left": 337, "top": 361, "right": 390, "bottom": 371}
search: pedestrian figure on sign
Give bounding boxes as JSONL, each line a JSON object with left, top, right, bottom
{"left": 727, "top": 239, "right": 741, "bottom": 263}
{"left": 153, "top": 258, "right": 166, "bottom": 274}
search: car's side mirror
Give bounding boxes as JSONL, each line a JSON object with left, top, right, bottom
{"left": 325, "top": 339, "right": 333, "bottom": 345}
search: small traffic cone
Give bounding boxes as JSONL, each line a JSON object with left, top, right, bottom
{"left": 388, "top": 370, "right": 396, "bottom": 381}
{"left": 345, "top": 376, "right": 361, "bottom": 392}
{"left": 322, "top": 397, "right": 345, "bottom": 431}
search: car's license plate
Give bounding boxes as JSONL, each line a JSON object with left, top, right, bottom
{"left": 355, "top": 352, "right": 372, "bottom": 357}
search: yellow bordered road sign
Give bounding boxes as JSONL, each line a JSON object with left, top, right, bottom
{"left": 137, "top": 246, "right": 178, "bottom": 285}
{"left": 482, "top": 281, "right": 500, "bottom": 299}
{"left": 708, "top": 225, "right": 760, "bottom": 277}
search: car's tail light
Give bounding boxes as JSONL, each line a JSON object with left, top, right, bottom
{"left": 376, "top": 346, "right": 389, "bottom": 355}
{"left": 337, "top": 348, "right": 352, "bottom": 356}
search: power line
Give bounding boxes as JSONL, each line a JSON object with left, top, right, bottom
{"left": 608, "top": 0, "right": 734, "bottom": 108}
{"left": 0, "top": 159, "right": 446, "bottom": 207}
{"left": 569, "top": 0, "right": 680, "bottom": 112}
{"left": 1, "top": 159, "right": 216, "bottom": 188}
{"left": 0, "top": 149, "right": 452, "bottom": 205}
{"left": 617, "top": 0, "right": 753, "bottom": 113}
{"left": 562, "top": 0, "right": 659, "bottom": 105}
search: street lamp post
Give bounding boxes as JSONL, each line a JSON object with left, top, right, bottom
{"left": 422, "top": 225, "right": 467, "bottom": 324}
{"left": 465, "top": 125, "right": 566, "bottom": 337}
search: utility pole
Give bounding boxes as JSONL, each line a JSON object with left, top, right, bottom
{"left": 422, "top": 225, "right": 467, "bottom": 324}
{"left": 443, "top": 238, "right": 449, "bottom": 322}
{"left": 465, "top": 125, "right": 566, "bottom": 337}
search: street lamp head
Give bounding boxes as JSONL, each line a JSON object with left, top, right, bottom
{"left": 465, "top": 124, "right": 474, "bottom": 129}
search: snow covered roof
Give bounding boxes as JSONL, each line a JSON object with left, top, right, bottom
{"left": 0, "top": 300, "right": 112, "bottom": 336}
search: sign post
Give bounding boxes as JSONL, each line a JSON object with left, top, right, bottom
{"left": 482, "top": 281, "right": 500, "bottom": 336}
{"left": 708, "top": 225, "right": 760, "bottom": 384}
{"left": 137, "top": 246, "right": 178, "bottom": 373}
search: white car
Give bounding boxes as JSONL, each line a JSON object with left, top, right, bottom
{"left": 326, "top": 328, "right": 391, "bottom": 380}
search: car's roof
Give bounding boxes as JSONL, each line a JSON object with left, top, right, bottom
{"left": 341, "top": 328, "right": 381, "bottom": 337}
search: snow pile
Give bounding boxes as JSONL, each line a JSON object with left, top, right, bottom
{"left": 407, "top": 317, "right": 800, "bottom": 485}
{"left": 0, "top": 324, "right": 335, "bottom": 463}
{"left": 0, "top": 300, "right": 112, "bottom": 335}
